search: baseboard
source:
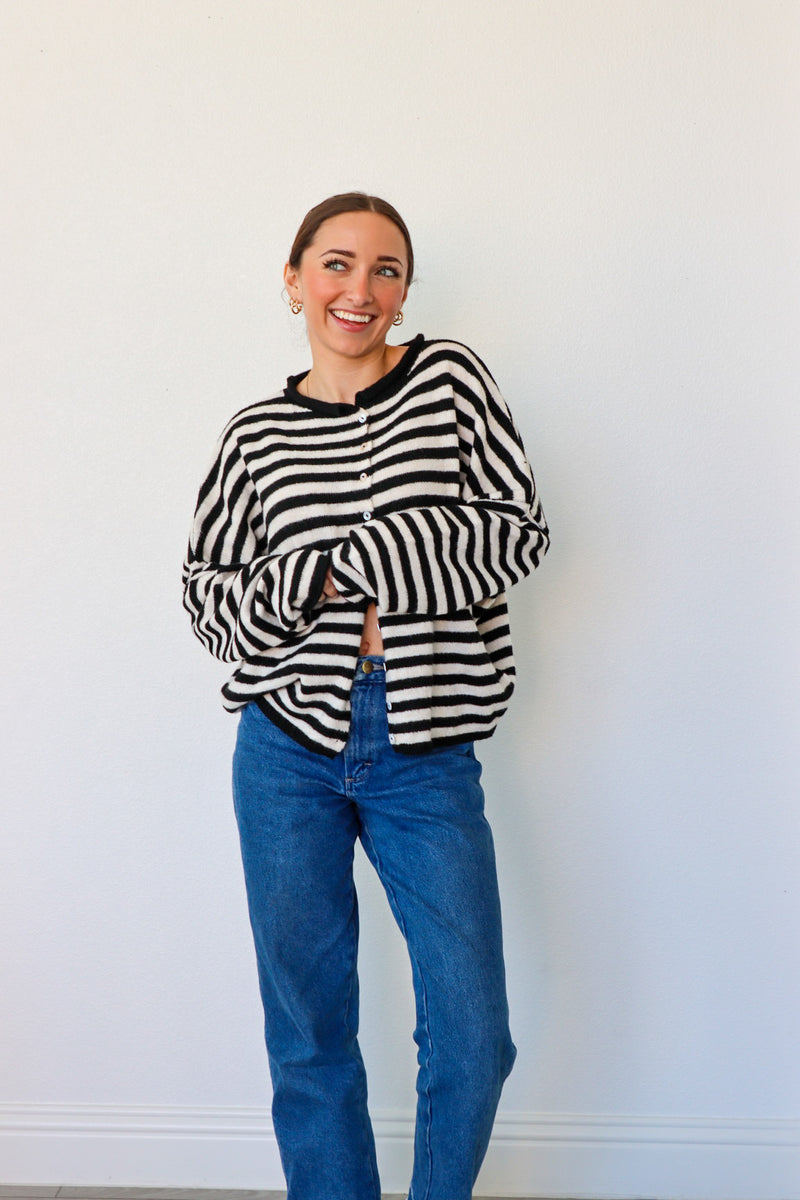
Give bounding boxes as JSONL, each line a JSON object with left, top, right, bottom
{"left": 0, "top": 1103, "right": 797, "bottom": 1199}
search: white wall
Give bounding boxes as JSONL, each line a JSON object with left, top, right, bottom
{"left": 1, "top": 2, "right": 798, "bottom": 1197}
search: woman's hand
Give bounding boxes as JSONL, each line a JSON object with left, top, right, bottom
{"left": 318, "top": 567, "right": 339, "bottom": 604}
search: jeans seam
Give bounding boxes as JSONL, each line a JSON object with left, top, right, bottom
{"left": 343, "top": 881, "right": 381, "bottom": 1200}
{"left": 360, "top": 823, "right": 434, "bottom": 1200}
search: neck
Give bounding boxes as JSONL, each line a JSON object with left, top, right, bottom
{"left": 303, "top": 342, "right": 403, "bottom": 406}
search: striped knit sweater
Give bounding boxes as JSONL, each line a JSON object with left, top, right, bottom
{"left": 183, "top": 336, "right": 549, "bottom": 756}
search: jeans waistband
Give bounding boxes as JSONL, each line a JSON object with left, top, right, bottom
{"left": 353, "top": 655, "right": 386, "bottom": 683}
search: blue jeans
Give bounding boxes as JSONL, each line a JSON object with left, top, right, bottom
{"left": 232, "top": 656, "right": 516, "bottom": 1200}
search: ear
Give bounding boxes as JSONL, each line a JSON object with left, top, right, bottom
{"left": 284, "top": 261, "right": 300, "bottom": 300}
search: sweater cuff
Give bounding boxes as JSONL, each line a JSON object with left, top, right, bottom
{"left": 302, "top": 549, "right": 333, "bottom": 617}
{"left": 254, "top": 546, "right": 333, "bottom": 630}
{"left": 329, "top": 539, "right": 375, "bottom": 602}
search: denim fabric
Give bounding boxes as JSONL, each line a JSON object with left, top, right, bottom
{"left": 232, "top": 656, "right": 516, "bottom": 1200}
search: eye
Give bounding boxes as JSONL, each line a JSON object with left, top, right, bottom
{"left": 377, "top": 265, "right": 401, "bottom": 278}
{"left": 322, "top": 258, "right": 348, "bottom": 271}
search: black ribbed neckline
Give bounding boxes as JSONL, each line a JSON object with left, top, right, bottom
{"left": 283, "top": 334, "right": 426, "bottom": 415}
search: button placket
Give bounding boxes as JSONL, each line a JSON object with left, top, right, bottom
{"left": 356, "top": 412, "right": 373, "bottom": 520}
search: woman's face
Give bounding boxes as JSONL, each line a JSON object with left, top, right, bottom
{"left": 284, "top": 211, "right": 409, "bottom": 363}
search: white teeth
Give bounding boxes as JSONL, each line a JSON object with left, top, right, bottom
{"left": 331, "top": 310, "right": 374, "bottom": 323}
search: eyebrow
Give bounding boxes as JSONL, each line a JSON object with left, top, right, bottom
{"left": 319, "top": 248, "right": 403, "bottom": 264}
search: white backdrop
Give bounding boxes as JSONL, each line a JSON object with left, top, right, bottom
{"left": 1, "top": 3, "right": 798, "bottom": 1197}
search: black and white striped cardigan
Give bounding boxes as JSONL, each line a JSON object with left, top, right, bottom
{"left": 183, "top": 336, "right": 549, "bottom": 756}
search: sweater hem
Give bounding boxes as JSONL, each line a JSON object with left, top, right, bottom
{"left": 253, "top": 696, "right": 341, "bottom": 758}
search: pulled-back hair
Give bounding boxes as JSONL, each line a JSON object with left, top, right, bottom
{"left": 288, "top": 192, "right": 414, "bottom": 284}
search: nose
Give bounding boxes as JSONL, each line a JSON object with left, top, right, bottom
{"left": 346, "top": 267, "right": 373, "bottom": 306}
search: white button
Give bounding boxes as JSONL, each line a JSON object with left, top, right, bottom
{"left": 389, "top": 734, "right": 396, "bottom": 744}
{"left": 362, "top": 511, "right": 372, "bottom": 521}
{"left": 386, "top": 700, "right": 393, "bottom": 711}
{"left": 359, "top": 472, "right": 369, "bottom": 481}
{"left": 357, "top": 413, "right": 367, "bottom": 424}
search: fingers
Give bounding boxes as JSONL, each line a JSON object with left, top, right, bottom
{"left": 320, "top": 567, "right": 339, "bottom": 601}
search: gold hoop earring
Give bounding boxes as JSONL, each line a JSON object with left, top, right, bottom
{"left": 393, "top": 310, "right": 404, "bottom": 326}
{"left": 290, "top": 298, "right": 303, "bottom": 315}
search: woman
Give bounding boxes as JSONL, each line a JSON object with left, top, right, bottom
{"left": 183, "top": 193, "right": 549, "bottom": 1200}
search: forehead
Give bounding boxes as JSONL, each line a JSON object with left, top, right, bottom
{"left": 309, "top": 210, "right": 407, "bottom": 258}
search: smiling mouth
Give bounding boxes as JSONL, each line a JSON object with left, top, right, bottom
{"left": 330, "top": 309, "right": 376, "bottom": 324}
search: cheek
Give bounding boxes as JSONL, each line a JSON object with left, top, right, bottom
{"left": 303, "top": 275, "right": 337, "bottom": 306}
{"left": 380, "top": 280, "right": 407, "bottom": 310}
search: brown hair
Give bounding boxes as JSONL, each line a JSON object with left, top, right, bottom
{"left": 288, "top": 192, "right": 414, "bottom": 284}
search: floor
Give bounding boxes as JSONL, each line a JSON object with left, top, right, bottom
{"left": 0, "top": 1191, "right": 539, "bottom": 1200}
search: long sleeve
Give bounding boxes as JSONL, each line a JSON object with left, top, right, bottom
{"left": 328, "top": 353, "right": 549, "bottom": 615}
{"left": 182, "top": 429, "right": 330, "bottom": 662}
